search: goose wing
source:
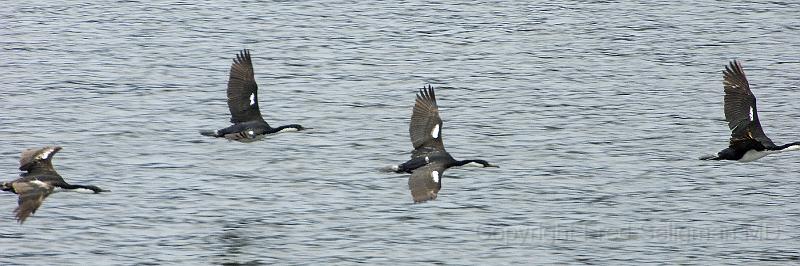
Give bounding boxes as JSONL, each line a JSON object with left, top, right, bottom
{"left": 19, "top": 146, "right": 61, "bottom": 174}
{"left": 409, "top": 85, "right": 445, "bottom": 158}
{"left": 723, "top": 60, "right": 775, "bottom": 147}
{"left": 12, "top": 180, "right": 55, "bottom": 223}
{"left": 408, "top": 162, "right": 446, "bottom": 203}
{"left": 227, "top": 49, "right": 266, "bottom": 124}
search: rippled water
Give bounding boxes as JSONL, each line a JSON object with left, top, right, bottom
{"left": 2, "top": 1, "right": 799, "bottom": 265}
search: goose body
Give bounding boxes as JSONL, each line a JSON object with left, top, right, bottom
{"left": 395, "top": 85, "right": 496, "bottom": 203}
{"left": 200, "top": 49, "right": 308, "bottom": 142}
{"left": 1, "top": 146, "right": 106, "bottom": 223}
{"left": 701, "top": 60, "right": 800, "bottom": 161}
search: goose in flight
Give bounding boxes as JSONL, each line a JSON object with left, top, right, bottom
{"left": 2, "top": 147, "right": 106, "bottom": 223}
{"left": 701, "top": 60, "right": 800, "bottom": 161}
{"left": 394, "top": 85, "right": 497, "bottom": 203}
{"left": 200, "top": 49, "right": 308, "bottom": 142}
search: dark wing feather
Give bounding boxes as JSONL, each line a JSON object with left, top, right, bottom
{"left": 12, "top": 180, "right": 55, "bottom": 223}
{"left": 408, "top": 162, "right": 446, "bottom": 203}
{"left": 409, "top": 85, "right": 445, "bottom": 158}
{"left": 19, "top": 146, "right": 61, "bottom": 174}
{"left": 722, "top": 60, "right": 774, "bottom": 147}
{"left": 227, "top": 49, "right": 265, "bottom": 124}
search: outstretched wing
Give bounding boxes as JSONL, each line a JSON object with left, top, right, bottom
{"left": 19, "top": 146, "right": 61, "bottom": 174}
{"left": 227, "top": 49, "right": 265, "bottom": 124}
{"left": 409, "top": 85, "right": 445, "bottom": 158}
{"left": 12, "top": 180, "right": 55, "bottom": 223}
{"left": 722, "top": 60, "right": 774, "bottom": 147}
{"left": 408, "top": 162, "right": 446, "bottom": 203}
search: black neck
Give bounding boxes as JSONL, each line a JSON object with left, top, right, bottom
{"left": 272, "top": 124, "right": 303, "bottom": 132}
{"left": 773, "top": 141, "right": 800, "bottom": 150}
{"left": 61, "top": 184, "right": 104, "bottom": 193}
{"left": 451, "top": 159, "right": 483, "bottom": 167}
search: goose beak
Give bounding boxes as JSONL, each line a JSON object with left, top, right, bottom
{"left": 486, "top": 164, "right": 499, "bottom": 168}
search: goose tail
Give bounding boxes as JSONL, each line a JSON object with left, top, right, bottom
{"left": 699, "top": 154, "right": 720, "bottom": 160}
{"left": 199, "top": 130, "right": 220, "bottom": 137}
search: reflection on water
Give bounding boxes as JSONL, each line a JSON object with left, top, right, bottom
{"left": 216, "top": 230, "right": 261, "bottom": 266}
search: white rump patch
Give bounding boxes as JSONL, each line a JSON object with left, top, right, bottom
{"left": 425, "top": 156, "right": 430, "bottom": 163}
{"left": 249, "top": 93, "right": 255, "bottom": 106}
{"left": 431, "top": 124, "right": 440, "bottom": 139}
{"left": 431, "top": 171, "right": 440, "bottom": 183}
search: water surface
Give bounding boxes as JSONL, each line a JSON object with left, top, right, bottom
{"left": 1, "top": 1, "right": 799, "bottom": 264}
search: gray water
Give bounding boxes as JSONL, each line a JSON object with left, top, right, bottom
{"left": 1, "top": 1, "right": 799, "bottom": 265}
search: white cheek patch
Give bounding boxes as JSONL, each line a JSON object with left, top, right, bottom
{"left": 249, "top": 93, "right": 255, "bottom": 106}
{"left": 431, "top": 124, "right": 440, "bottom": 139}
{"left": 431, "top": 171, "right": 439, "bottom": 183}
{"left": 749, "top": 106, "right": 754, "bottom": 121}
{"left": 425, "top": 156, "right": 430, "bottom": 163}
{"left": 279, "top": 127, "right": 299, "bottom": 133}
{"left": 247, "top": 130, "right": 255, "bottom": 136}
